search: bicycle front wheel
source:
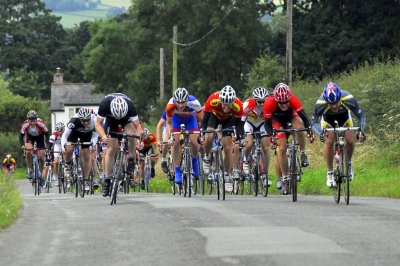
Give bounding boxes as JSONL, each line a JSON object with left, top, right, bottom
{"left": 258, "top": 150, "right": 268, "bottom": 197}
{"left": 218, "top": 151, "right": 225, "bottom": 201}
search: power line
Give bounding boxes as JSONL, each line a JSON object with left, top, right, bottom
{"left": 172, "top": 9, "right": 233, "bottom": 47}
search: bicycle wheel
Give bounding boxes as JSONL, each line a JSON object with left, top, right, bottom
{"left": 252, "top": 157, "right": 259, "bottom": 197}
{"left": 45, "top": 169, "right": 51, "bottom": 193}
{"left": 344, "top": 159, "right": 350, "bottom": 205}
{"left": 207, "top": 173, "right": 213, "bottom": 195}
{"left": 258, "top": 150, "right": 268, "bottom": 197}
{"left": 198, "top": 155, "right": 205, "bottom": 195}
{"left": 289, "top": 148, "right": 298, "bottom": 202}
{"left": 110, "top": 152, "right": 124, "bottom": 205}
{"left": 187, "top": 153, "right": 192, "bottom": 198}
{"left": 333, "top": 150, "right": 342, "bottom": 204}
{"left": 217, "top": 151, "right": 225, "bottom": 201}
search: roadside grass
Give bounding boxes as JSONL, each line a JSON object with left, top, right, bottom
{"left": 0, "top": 175, "right": 23, "bottom": 231}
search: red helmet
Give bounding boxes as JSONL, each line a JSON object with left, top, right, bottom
{"left": 273, "top": 83, "right": 292, "bottom": 103}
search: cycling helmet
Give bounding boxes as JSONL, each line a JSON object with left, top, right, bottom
{"left": 323, "top": 82, "right": 342, "bottom": 104}
{"left": 273, "top": 83, "right": 292, "bottom": 103}
{"left": 143, "top": 128, "right": 150, "bottom": 139}
{"left": 110, "top": 96, "right": 128, "bottom": 119}
{"left": 55, "top": 122, "right": 65, "bottom": 132}
{"left": 78, "top": 107, "right": 91, "bottom": 120}
{"left": 253, "top": 87, "right": 269, "bottom": 101}
{"left": 219, "top": 85, "right": 236, "bottom": 104}
{"left": 27, "top": 110, "right": 38, "bottom": 120}
{"left": 6, "top": 154, "right": 11, "bottom": 159}
{"left": 173, "top": 87, "right": 189, "bottom": 102}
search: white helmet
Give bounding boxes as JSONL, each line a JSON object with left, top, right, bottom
{"left": 55, "top": 122, "right": 65, "bottom": 131}
{"left": 219, "top": 85, "right": 236, "bottom": 104}
{"left": 78, "top": 107, "right": 91, "bottom": 120}
{"left": 110, "top": 96, "right": 128, "bottom": 119}
{"left": 253, "top": 87, "right": 269, "bottom": 101}
{"left": 173, "top": 87, "right": 189, "bottom": 102}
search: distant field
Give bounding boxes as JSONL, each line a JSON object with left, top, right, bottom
{"left": 101, "top": 0, "right": 132, "bottom": 8}
{"left": 53, "top": 1, "right": 133, "bottom": 28}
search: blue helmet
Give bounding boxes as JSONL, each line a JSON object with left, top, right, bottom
{"left": 323, "top": 82, "right": 342, "bottom": 104}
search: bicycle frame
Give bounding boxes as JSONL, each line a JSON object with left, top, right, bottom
{"left": 274, "top": 125, "right": 309, "bottom": 202}
{"left": 109, "top": 131, "right": 140, "bottom": 205}
{"left": 325, "top": 125, "right": 360, "bottom": 205}
{"left": 171, "top": 124, "right": 200, "bottom": 197}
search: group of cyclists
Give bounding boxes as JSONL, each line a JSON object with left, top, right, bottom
{"left": 17, "top": 81, "right": 366, "bottom": 198}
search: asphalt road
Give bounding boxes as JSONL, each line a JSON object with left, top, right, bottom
{"left": 0, "top": 181, "right": 399, "bottom": 266}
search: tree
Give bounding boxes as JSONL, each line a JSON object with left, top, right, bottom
{"left": 0, "top": 0, "right": 67, "bottom": 98}
{"left": 288, "top": 0, "right": 400, "bottom": 80}
{"left": 83, "top": 0, "right": 277, "bottom": 120}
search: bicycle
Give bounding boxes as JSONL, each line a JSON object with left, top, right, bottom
{"left": 67, "top": 140, "right": 92, "bottom": 198}
{"left": 140, "top": 147, "right": 157, "bottom": 193}
{"left": 159, "top": 142, "right": 177, "bottom": 195}
{"left": 202, "top": 126, "right": 235, "bottom": 200}
{"left": 324, "top": 124, "right": 360, "bottom": 205}
{"left": 25, "top": 142, "right": 42, "bottom": 196}
{"left": 245, "top": 131, "right": 269, "bottom": 197}
{"left": 52, "top": 151, "right": 67, "bottom": 194}
{"left": 171, "top": 124, "right": 200, "bottom": 197}
{"left": 109, "top": 131, "right": 140, "bottom": 205}
{"left": 233, "top": 139, "right": 252, "bottom": 195}
{"left": 274, "top": 124, "right": 310, "bottom": 202}
{"left": 44, "top": 150, "right": 54, "bottom": 193}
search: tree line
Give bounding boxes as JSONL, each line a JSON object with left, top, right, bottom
{"left": 1, "top": 0, "right": 400, "bottom": 123}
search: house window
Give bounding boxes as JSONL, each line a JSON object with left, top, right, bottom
{"left": 69, "top": 108, "right": 75, "bottom": 118}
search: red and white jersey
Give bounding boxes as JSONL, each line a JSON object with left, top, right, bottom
{"left": 20, "top": 118, "right": 48, "bottom": 136}
{"left": 49, "top": 131, "right": 62, "bottom": 152}
{"left": 242, "top": 98, "right": 264, "bottom": 124}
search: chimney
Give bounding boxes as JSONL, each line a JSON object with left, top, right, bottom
{"left": 53, "top": 67, "right": 63, "bottom": 84}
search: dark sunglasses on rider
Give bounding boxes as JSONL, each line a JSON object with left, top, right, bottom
{"left": 278, "top": 100, "right": 289, "bottom": 105}
{"left": 81, "top": 119, "right": 91, "bottom": 123}
{"left": 256, "top": 100, "right": 264, "bottom": 104}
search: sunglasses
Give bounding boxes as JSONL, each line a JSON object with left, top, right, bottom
{"left": 176, "top": 101, "right": 187, "bottom": 104}
{"left": 81, "top": 119, "right": 91, "bottom": 123}
{"left": 278, "top": 100, "right": 289, "bottom": 105}
{"left": 256, "top": 100, "right": 264, "bottom": 104}
{"left": 28, "top": 119, "right": 37, "bottom": 122}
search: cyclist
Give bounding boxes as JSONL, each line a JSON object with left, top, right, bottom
{"left": 242, "top": 87, "right": 272, "bottom": 186}
{"left": 62, "top": 107, "right": 98, "bottom": 191}
{"left": 201, "top": 85, "right": 244, "bottom": 191}
{"left": 312, "top": 82, "right": 366, "bottom": 187}
{"left": 137, "top": 128, "right": 158, "bottom": 189}
{"left": 263, "top": 83, "right": 314, "bottom": 195}
{"left": 166, "top": 87, "right": 203, "bottom": 186}
{"left": 48, "top": 122, "right": 65, "bottom": 186}
{"left": 2, "top": 154, "right": 16, "bottom": 174}
{"left": 156, "top": 110, "right": 169, "bottom": 173}
{"left": 95, "top": 93, "right": 144, "bottom": 197}
{"left": 19, "top": 110, "right": 50, "bottom": 185}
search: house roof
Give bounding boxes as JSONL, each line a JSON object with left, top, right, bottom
{"left": 51, "top": 83, "right": 105, "bottom": 111}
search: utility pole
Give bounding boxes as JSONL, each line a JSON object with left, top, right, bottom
{"left": 286, "top": 0, "right": 293, "bottom": 87}
{"left": 172, "top": 26, "right": 178, "bottom": 94}
{"left": 160, "top": 48, "right": 164, "bottom": 102}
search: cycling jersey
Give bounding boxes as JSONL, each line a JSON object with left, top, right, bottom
{"left": 242, "top": 98, "right": 265, "bottom": 125}
{"left": 201, "top": 92, "right": 244, "bottom": 137}
{"left": 204, "top": 92, "right": 243, "bottom": 120}
{"left": 62, "top": 113, "right": 98, "bottom": 149}
{"left": 263, "top": 95, "right": 311, "bottom": 136}
{"left": 166, "top": 95, "right": 202, "bottom": 131}
{"left": 49, "top": 131, "right": 62, "bottom": 156}
{"left": 139, "top": 133, "right": 157, "bottom": 156}
{"left": 19, "top": 118, "right": 49, "bottom": 148}
{"left": 312, "top": 90, "right": 366, "bottom": 136}
{"left": 2, "top": 158, "right": 16, "bottom": 167}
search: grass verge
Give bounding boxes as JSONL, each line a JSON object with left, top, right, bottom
{"left": 0, "top": 175, "right": 23, "bottom": 231}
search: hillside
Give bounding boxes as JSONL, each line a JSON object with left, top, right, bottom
{"left": 43, "top": 0, "right": 132, "bottom": 28}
